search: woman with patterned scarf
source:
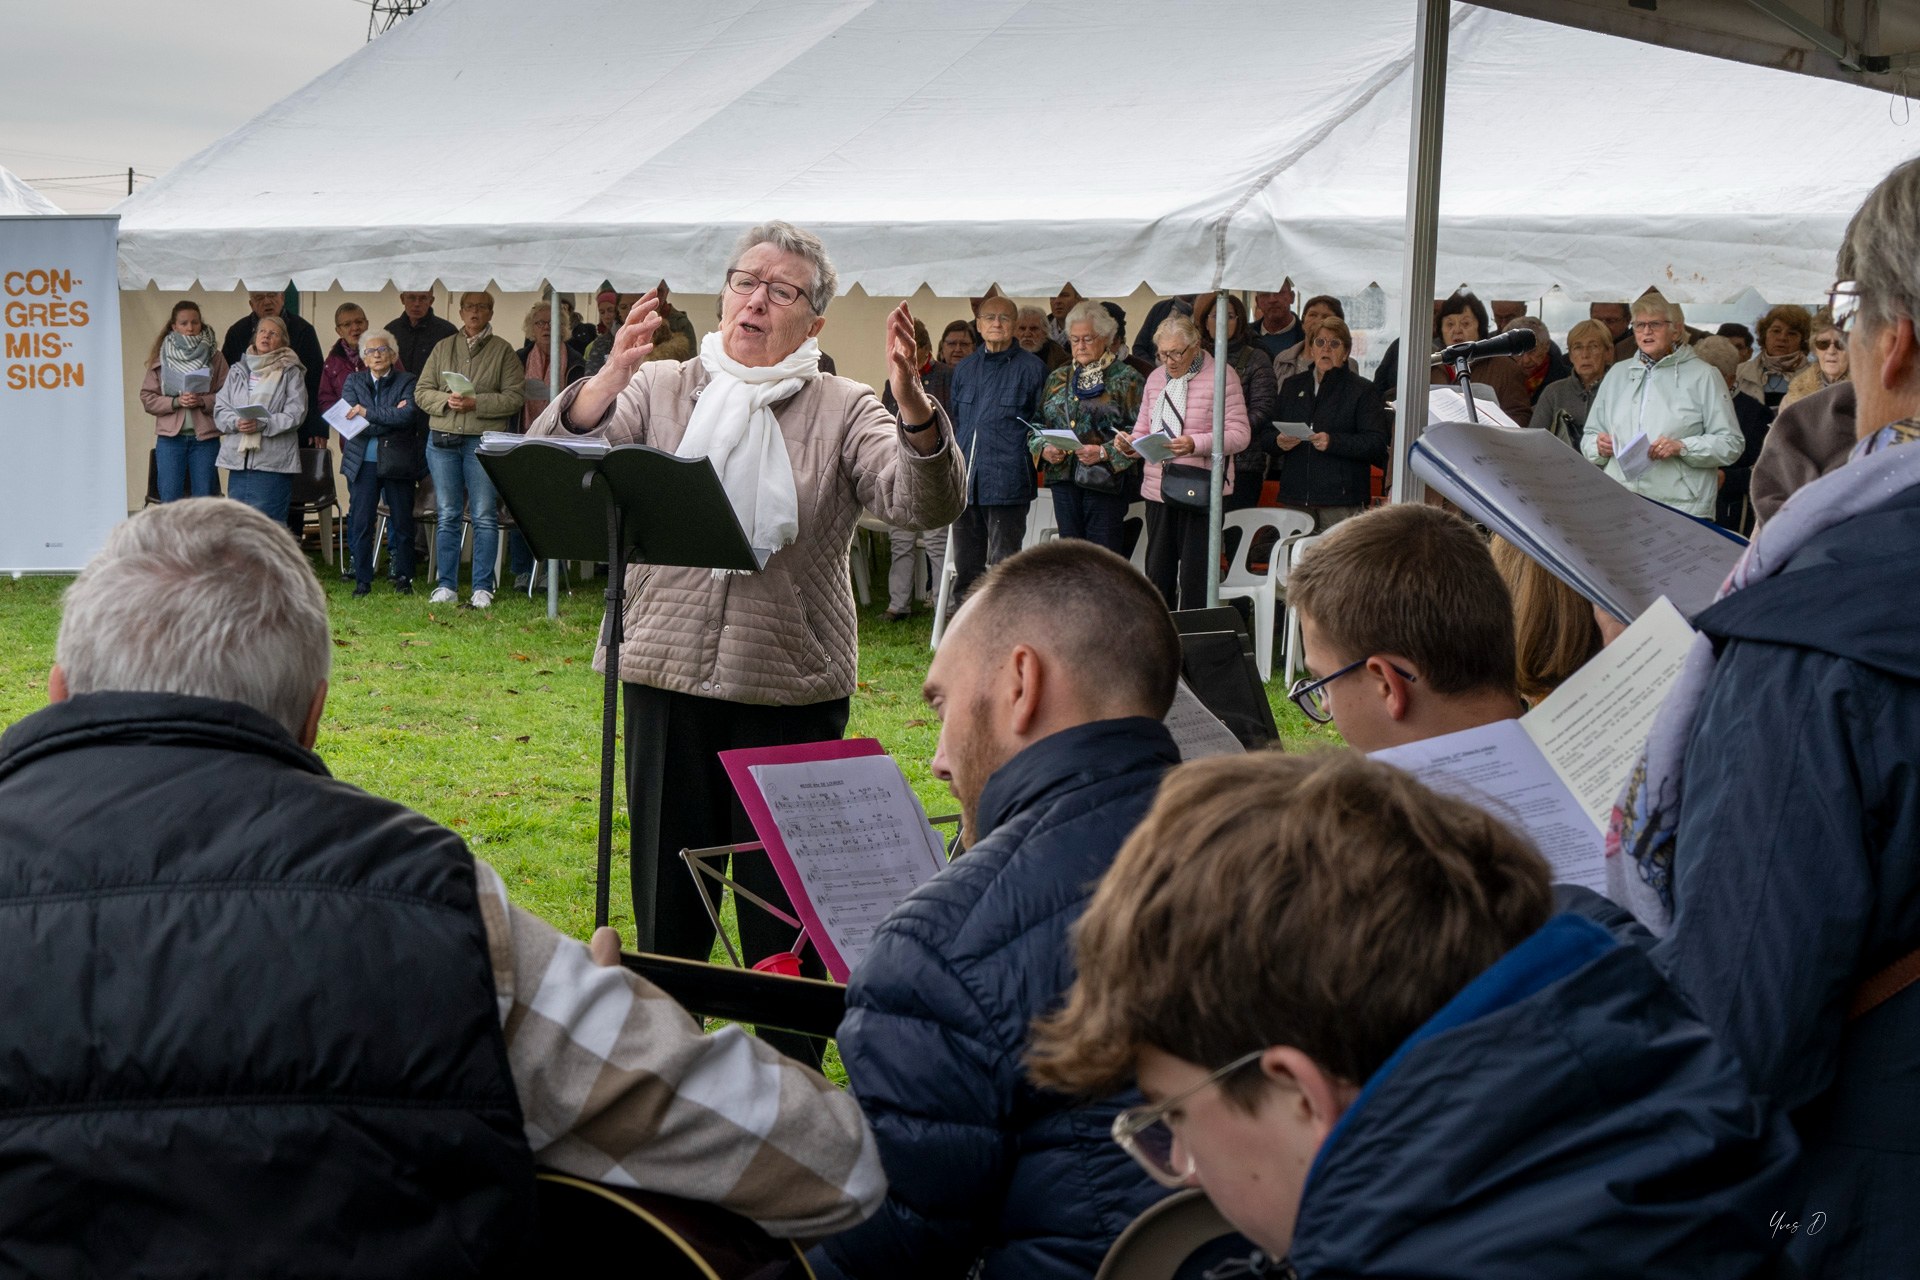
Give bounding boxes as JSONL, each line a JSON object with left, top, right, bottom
{"left": 1031, "top": 300, "right": 1144, "bottom": 554}
{"left": 1606, "top": 155, "right": 1920, "bottom": 1280}
{"left": 138, "top": 301, "right": 230, "bottom": 501}
{"left": 1733, "top": 302, "right": 1811, "bottom": 415}
{"left": 213, "top": 314, "right": 308, "bottom": 523}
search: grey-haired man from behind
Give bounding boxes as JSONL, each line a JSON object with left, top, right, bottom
{"left": 0, "top": 499, "right": 881, "bottom": 1275}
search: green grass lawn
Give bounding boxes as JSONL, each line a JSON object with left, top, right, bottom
{"left": 0, "top": 548, "right": 1342, "bottom": 950}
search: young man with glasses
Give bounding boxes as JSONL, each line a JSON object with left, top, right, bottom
{"left": 1028, "top": 751, "right": 1797, "bottom": 1279}
{"left": 1282, "top": 504, "right": 1523, "bottom": 752}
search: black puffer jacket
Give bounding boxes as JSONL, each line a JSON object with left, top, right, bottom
{"left": 1273, "top": 365, "right": 1389, "bottom": 508}
{"left": 813, "top": 718, "right": 1182, "bottom": 1280}
{"left": 0, "top": 692, "right": 533, "bottom": 1276}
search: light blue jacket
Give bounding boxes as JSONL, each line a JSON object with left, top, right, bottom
{"left": 1581, "top": 344, "right": 1742, "bottom": 517}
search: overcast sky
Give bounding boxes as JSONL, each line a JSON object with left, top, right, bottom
{"left": 4, "top": 1, "right": 378, "bottom": 213}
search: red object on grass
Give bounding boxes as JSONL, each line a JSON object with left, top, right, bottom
{"left": 752, "top": 951, "right": 803, "bottom": 978}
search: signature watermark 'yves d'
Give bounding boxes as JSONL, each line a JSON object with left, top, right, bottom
{"left": 1770, "top": 1210, "right": 1827, "bottom": 1239}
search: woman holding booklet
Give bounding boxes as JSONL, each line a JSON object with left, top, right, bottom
{"left": 1272, "top": 317, "right": 1389, "bottom": 531}
{"left": 212, "top": 314, "right": 307, "bottom": 523}
{"left": 139, "top": 301, "right": 230, "bottom": 501}
{"left": 1030, "top": 300, "right": 1143, "bottom": 554}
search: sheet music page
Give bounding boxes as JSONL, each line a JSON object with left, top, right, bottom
{"left": 746, "top": 754, "right": 948, "bottom": 977}
{"left": 1372, "top": 719, "right": 1606, "bottom": 891}
{"left": 1165, "top": 679, "right": 1245, "bottom": 760}
{"left": 1412, "top": 420, "right": 1744, "bottom": 620}
{"left": 1520, "top": 597, "right": 1694, "bottom": 830}
{"left": 1428, "top": 386, "right": 1521, "bottom": 429}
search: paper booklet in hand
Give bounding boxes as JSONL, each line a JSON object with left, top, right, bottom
{"left": 440, "top": 371, "right": 476, "bottom": 396}
{"left": 1129, "top": 433, "right": 1177, "bottom": 464}
{"left": 1410, "top": 418, "right": 1744, "bottom": 621}
{"left": 322, "top": 399, "right": 367, "bottom": 439}
{"left": 721, "top": 740, "right": 948, "bottom": 982}
{"left": 161, "top": 367, "right": 211, "bottom": 397}
{"left": 1371, "top": 598, "right": 1693, "bottom": 891}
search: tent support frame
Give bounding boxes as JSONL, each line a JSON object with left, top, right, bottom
{"left": 1390, "top": 0, "right": 1449, "bottom": 505}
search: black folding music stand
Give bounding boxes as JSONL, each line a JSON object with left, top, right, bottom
{"left": 480, "top": 436, "right": 763, "bottom": 941}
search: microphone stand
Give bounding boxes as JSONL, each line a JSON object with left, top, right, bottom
{"left": 1452, "top": 351, "right": 1481, "bottom": 425}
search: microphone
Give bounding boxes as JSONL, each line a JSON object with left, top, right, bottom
{"left": 1435, "top": 328, "right": 1536, "bottom": 363}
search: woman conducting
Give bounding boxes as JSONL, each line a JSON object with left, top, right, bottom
{"left": 139, "top": 301, "right": 229, "bottom": 501}
{"left": 527, "top": 222, "right": 965, "bottom": 1024}
{"left": 213, "top": 314, "right": 307, "bottom": 524}
{"left": 1032, "top": 300, "right": 1144, "bottom": 554}
{"left": 1118, "top": 314, "right": 1250, "bottom": 610}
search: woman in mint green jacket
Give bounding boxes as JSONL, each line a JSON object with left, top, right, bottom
{"left": 1581, "top": 298, "right": 1743, "bottom": 518}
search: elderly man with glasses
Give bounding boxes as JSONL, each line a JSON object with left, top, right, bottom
{"left": 946, "top": 294, "right": 1048, "bottom": 602}
{"left": 526, "top": 223, "right": 965, "bottom": 1054}
{"left": 1627, "top": 155, "right": 1920, "bottom": 1280}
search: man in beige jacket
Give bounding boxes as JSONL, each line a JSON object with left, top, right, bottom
{"left": 529, "top": 222, "right": 965, "bottom": 1057}
{"left": 415, "top": 291, "right": 526, "bottom": 608}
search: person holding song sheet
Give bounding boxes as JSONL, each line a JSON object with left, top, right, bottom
{"left": 139, "top": 300, "right": 229, "bottom": 501}
{"left": 212, "top": 315, "right": 307, "bottom": 525}
{"left": 1271, "top": 317, "right": 1388, "bottom": 531}
{"left": 1031, "top": 300, "right": 1143, "bottom": 554}
{"left": 1580, "top": 296, "right": 1743, "bottom": 518}
{"left": 812, "top": 541, "right": 1186, "bottom": 1280}
{"left": 0, "top": 500, "right": 885, "bottom": 1274}
{"left": 1626, "top": 156, "right": 1920, "bottom": 1279}
{"left": 525, "top": 222, "right": 964, "bottom": 1047}
{"left": 338, "top": 329, "right": 427, "bottom": 597}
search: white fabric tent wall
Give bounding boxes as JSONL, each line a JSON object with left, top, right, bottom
{"left": 0, "top": 167, "right": 63, "bottom": 217}
{"left": 115, "top": 0, "right": 1918, "bottom": 303}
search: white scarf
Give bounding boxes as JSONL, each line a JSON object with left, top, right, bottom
{"left": 678, "top": 330, "right": 822, "bottom": 558}
{"left": 1155, "top": 353, "right": 1203, "bottom": 437}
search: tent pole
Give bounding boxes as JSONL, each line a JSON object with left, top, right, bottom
{"left": 1390, "top": 0, "right": 1449, "bottom": 505}
{"left": 1206, "top": 292, "right": 1228, "bottom": 607}
{"left": 547, "top": 287, "right": 562, "bottom": 619}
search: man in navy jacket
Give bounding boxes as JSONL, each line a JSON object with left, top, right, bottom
{"left": 947, "top": 295, "right": 1047, "bottom": 601}
{"left": 811, "top": 541, "right": 1185, "bottom": 1280}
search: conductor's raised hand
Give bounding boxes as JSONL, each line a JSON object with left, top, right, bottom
{"left": 886, "top": 302, "right": 934, "bottom": 428}
{"left": 598, "top": 291, "right": 665, "bottom": 387}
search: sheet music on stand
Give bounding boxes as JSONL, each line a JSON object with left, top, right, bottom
{"left": 721, "top": 740, "right": 947, "bottom": 982}
{"left": 1411, "top": 418, "right": 1745, "bottom": 621}
{"left": 1428, "top": 384, "right": 1519, "bottom": 428}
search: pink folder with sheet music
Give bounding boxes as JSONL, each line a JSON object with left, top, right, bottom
{"left": 720, "top": 738, "right": 949, "bottom": 982}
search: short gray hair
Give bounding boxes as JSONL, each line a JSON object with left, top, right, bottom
{"left": 57, "top": 500, "right": 331, "bottom": 739}
{"left": 726, "top": 221, "right": 839, "bottom": 313}
{"left": 1502, "top": 315, "right": 1549, "bottom": 343}
{"left": 359, "top": 328, "right": 399, "bottom": 356}
{"left": 1016, "top": 305, "right": 1049, "bottom": 324}
{"left": 1064, "top": 299, "right": 1118, "bottom": 343}
{"left": 254, "top": 314, "right": 290, "bottom": 347}
{"left": 1154, "top": 314, "right": 1202, "bottom": 349}
{"left": 1839, "top": 155, "right": 1920, "bottom": 335}
{"left": 1692, "top": 335, "right": 1741, "bottom": 381}
{"left": 1631, "top": 293, "right": 1671, "bottom": 322}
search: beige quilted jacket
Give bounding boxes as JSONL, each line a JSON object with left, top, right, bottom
{"left": 529, "top": 363, "right": 965, "bottom": 705}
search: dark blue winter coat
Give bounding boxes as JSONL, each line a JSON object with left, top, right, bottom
{"left": 811, "top": 718, "right": 1181, "bottom": 1280}
{"left": 1290, "top": 913, "right": 1798, "bottom": 1279}
{"left": 339, "top": 367, "right": 429, "bottom": 481}
{"left": 949, "top": 343, "right": 1047, "bottom": 506}
{"left": 1656, "top": 480, "right": 1920, "bottom": 1279}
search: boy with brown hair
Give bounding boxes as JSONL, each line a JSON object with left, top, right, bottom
{"left": 1029, "top": 752, "right": 1796, "bottom": 1279}
{"left": 1283, "top": 504, "right": 1523, "bottom": 751}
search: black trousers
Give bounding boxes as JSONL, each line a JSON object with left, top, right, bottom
{"left": 623, "top": 682, "right": 850, "bottom": 1059}
{"left": 950, "top": 501, "right": 1030, "bottom": 601}
{"left": 1144, "top": 499, "right": 1210, "bottom": 610}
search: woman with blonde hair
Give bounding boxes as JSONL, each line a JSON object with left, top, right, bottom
{"left": 138, "top": 300, "right": 231, "bottom": 500}
{"left": 1532, "top": 318, "right": 1614, "bottom": 449}
{"left": 1489, "top": 537, "right": 1602, "bottom": 704}
{"left": 1733, "top": 303, "right": 1811, "bottom": 413}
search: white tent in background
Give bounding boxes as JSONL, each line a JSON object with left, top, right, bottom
{"left": 114, "top": 0, "right": 1918, "bottom": 303}
{"left": 0, "top": 166, "right": 63, "bottom": 217}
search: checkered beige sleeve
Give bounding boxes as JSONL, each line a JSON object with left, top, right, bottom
{"left": 473, "top": 860, "right": 886, "bottom": 1238}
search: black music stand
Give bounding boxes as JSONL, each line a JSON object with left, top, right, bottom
{"left": 480, "top": 436, "right": 764, "bottom": 941}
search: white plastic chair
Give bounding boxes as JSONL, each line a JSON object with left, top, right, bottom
{"left": 1217, "top": 510, "right": 1315, "bottom": 682}
{"left": 1024, "top": 488, "right": 1058, "bottom": 548}
{"left": 1124, "top": 501, "right": 1148, "bottom": 572}
{"left": 1281, "top": 533, "right": 1328, "bottom": 686}
{"left": 929, "top": 528, "right": 961, "bottom": 649}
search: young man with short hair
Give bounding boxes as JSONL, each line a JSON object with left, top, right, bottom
{"left": 814, "top": 539, "right": 1185, "bottom": 1280}
{"left": 1284, "top": 503, "right": 1523, "bottom": 751}
{"left": 1029, "top": 752, "right": 1797, "bottom": 1279}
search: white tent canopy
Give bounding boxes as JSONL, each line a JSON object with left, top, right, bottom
{"left": 116, "top": 0, "right": 1919, "bottom": 302}
{"left": 1, "top": 166, "right": 63, "bottom": 217}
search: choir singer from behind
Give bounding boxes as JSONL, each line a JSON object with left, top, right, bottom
{"left": 527, "top": 222, "right": 965, "bottom": 1020}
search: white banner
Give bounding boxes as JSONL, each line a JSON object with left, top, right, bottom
{"left": 1, "top": 215, "right": 124, "bottom": 572}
